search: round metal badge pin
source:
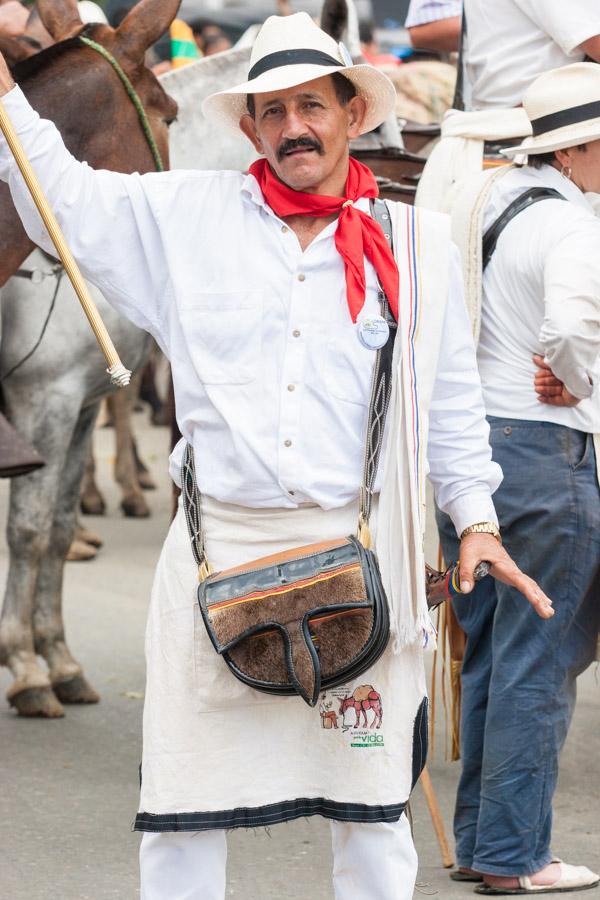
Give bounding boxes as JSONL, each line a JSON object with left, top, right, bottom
{"left": 357, "top": 315, "right": 390, "bottom": 350}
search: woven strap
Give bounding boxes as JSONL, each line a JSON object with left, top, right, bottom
{"left": 183, "top": 198, "right": 397, "bottom": 571}
{"left": 79, "top": 35, "right": 165, "bottom": 173}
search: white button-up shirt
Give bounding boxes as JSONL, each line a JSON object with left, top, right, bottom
{"left": 479, "top": 164, "right": 600, "bottom": 433}
{"left": 0, "top": 86, "right": 501, "bottom": 534}
{"left": 405, "top": 0, "right": 462, "bottom": 27}
{"left": 464, "top": 0, "right": 600, "bottom": 109}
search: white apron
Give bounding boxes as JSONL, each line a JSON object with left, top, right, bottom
{"left": 135, "top": 497, "right": 428, "bottom": 831}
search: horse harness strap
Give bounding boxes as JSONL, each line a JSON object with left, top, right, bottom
{"left": 78, "top": 35, "right": 165, "bottom": 173}
{"left": 482, "top": 187, "right": 567, "bottom": 271}
{"left": 1, "top": 264, "right": 65, "bottom": 382}
{"left": 15, "top": 255, "right": 62, "bottom": 283}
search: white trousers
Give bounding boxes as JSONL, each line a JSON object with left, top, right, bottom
{"left": 140, "top": 815, "right": 418, "bottom": 900}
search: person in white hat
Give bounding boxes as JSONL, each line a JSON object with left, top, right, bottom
{"left": 0, "top": 11, "right": 555, "bottom": 899}
{"left": 437, "top": 62, "right": 600, "bottom": 895}
{"left": 416, "top": 0, "right": 600, "bottom": 213}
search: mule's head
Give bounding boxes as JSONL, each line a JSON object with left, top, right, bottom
{"left": 19, "top": 0, "right": 179, "bottom": 173}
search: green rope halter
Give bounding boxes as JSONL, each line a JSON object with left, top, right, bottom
{"left": 79, "top": 35, "right": 165, "bottom": 172}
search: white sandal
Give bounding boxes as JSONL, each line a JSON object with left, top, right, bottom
{"left": 475, "top": 862, "right": 600, "bottom": 895}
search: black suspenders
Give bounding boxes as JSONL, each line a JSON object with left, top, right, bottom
{"left": 482, "top": 187, "right": 566, "bottom": 271}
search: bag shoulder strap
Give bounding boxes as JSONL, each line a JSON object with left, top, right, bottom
{"left": 359, "top": 198, "right": 397, "bottom": 540}
{"left": 183, "top": 198, "right": 397, "bottom": 570}
{"left": 482, "top": 187, "right": 566, "bottom": 271}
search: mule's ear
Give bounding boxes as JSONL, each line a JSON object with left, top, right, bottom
{"left": 116, "top": 0, "right": 181, "bottom": 63}
{"left": 35, "top": 0, "right": 82, "bottom": 41}
{"left": 320, "top": 0, "right": 348, "bottom": 42}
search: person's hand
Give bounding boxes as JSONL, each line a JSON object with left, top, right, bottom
{"left": 459, "top": 532, "right": 554, "bottom": 619}
{"left": 533, "top": 354, "right": 580, "bottom": 407}
{"left": 0, "top": 2, "right": 28, "bottom": 39}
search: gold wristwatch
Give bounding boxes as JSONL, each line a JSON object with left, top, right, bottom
{"left": 460, "top": 521, "right": 502, "bottom": 544}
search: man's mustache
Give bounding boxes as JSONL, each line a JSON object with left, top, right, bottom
{"left": 277, "top": 137, "right": 324, "bottom": 160}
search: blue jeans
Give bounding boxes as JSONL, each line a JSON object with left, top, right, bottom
{"left": 436, "top": 417, "right": 600, "bottom": 877}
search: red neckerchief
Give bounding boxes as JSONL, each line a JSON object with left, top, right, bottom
{"left": 249, "top": 157, "right": 399, "bottom": 323}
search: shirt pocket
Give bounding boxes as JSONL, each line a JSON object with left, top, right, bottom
{"left": 324, "top": 336, "right": 374, "bottom": 406}
{"left": 179, "top": 290, "right": 263, "bottom": 385}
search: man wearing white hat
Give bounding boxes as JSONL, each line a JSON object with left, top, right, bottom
{"left": 0, "top": 11, "right": 554, "bottom": 899}
{"left": 437, "top": 62, "right": 600, "bottom": 895}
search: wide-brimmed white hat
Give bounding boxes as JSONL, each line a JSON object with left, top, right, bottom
{"left": 202, "top": 12, "right": 396, "bottom": 135}
{"left": 502, "top": 62, "right": 600, "bottom": 158}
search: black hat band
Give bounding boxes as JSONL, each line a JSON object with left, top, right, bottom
{"left": 531, "top": 100, "right": 600, "bottom": 136}
{"left": 248, "top": 48, "right": 342, "bottom": 81}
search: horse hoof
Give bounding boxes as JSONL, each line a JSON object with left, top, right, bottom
{"left": 52, "top": 675, "right": 100, "bottom": 705}
{"left": 66, "top": 539, "right": 98, "bottom": 562}
{"left": 75, "top": 524, "right": 103, "bottom": 548}
{"left": 9, "top": 686, "right": 65, "bottom": 718}
{"left": 151, "top": 407, "right": 170, "bottom": 427}
{"left": 137, "top": 470, "right": 157, "bottom": 491}
{"left": 80, "top": 494, "right": 106, "bottom": 516}
{"left": 121, "top": 496, "right": 151, "bottom": 518}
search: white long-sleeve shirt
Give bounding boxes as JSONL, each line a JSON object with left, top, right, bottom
{"left": 479, "top": 164, "right": 600, "bottom": 432}
{"left": 0, "top": 86, "right": 501, "bottom": 534}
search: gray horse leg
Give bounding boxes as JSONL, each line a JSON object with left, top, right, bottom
{"left": 33, "top": 403, "right": 100, "bottom": 705}
{"left": 80, "top": 440, "right": 106, "bottom": 515}
{"left": 0, "top": 401, "right": 78, "bottom": 717}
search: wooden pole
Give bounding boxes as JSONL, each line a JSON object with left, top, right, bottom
{"left": 0, "top": 97, "right": 131, "bottom": 387}
{"left": 420, "top": 765, "right": 455, "bottom": 868}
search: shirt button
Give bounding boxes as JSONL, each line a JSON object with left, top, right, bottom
{"left": 281, "top": 225, "right": 289, "bottom": 233}
{"left": 297, "top": 273, "right": 306, "bottom": 282}
{"left": 293, "top": 329, "right": 301, "bottom": 338}
{"left": 284, "top": 439, "right": 292, "bottom": 447}
{"left": 287, "top": 384, "right": 295, "bottom": 392}
{"left": 289, "top": 490, "right": 295, "bottom": 496}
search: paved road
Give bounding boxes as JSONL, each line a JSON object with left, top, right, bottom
{"left": 0, "top": 416, "right": 598, "bottom": 900}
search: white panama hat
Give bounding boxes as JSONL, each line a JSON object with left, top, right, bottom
{"left": 202, "top": 12, "right": 396, "bottom": 136}
{"left": 502, "top": 62, "right": 600, "bottom": 158}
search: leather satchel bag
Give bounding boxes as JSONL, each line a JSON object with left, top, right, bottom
{"left": 181, "top": 202, "right": 396, "bottom": 707}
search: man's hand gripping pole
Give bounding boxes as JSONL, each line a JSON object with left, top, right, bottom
{"left": 0, "top": 97, "right": 131, "bottom": 387}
